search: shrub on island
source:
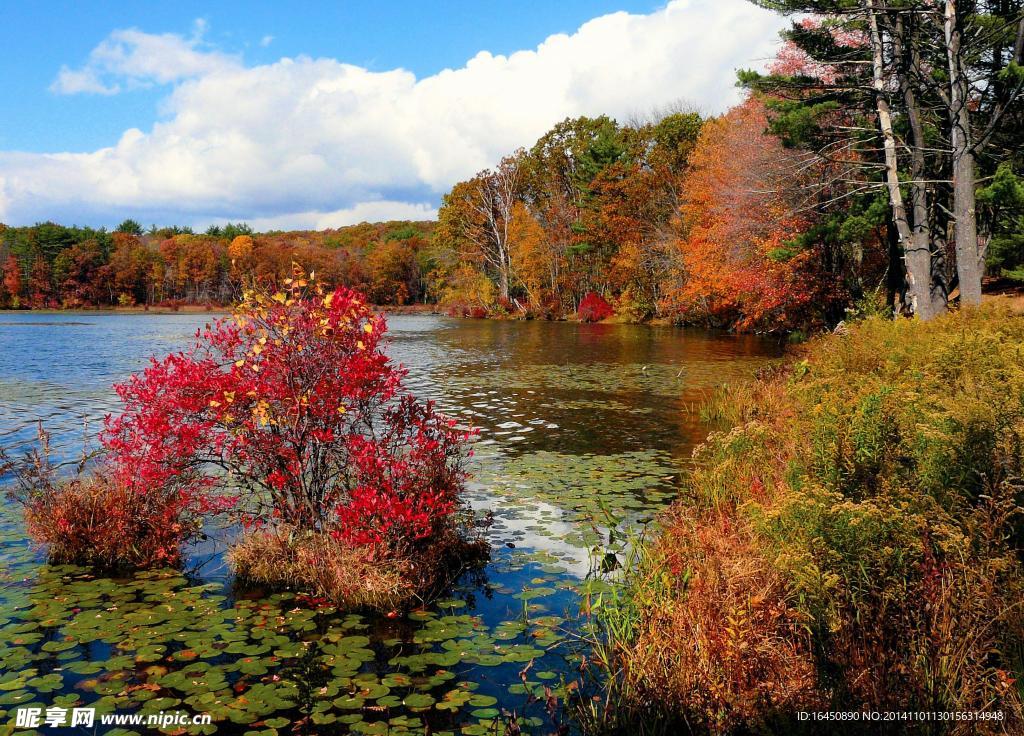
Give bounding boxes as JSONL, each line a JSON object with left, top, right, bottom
{"left": 12, "top": 271, "right": 484, "bottom": 606}
{"left": 4, "top": 441, "right": 202, "bottom": 570}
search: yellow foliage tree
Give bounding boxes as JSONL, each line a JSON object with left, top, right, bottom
{"left": 438, "top": 264, "right": 496, "bottom": 308}
{"left": 508, "top": 202, "right": 548, "bottom": 307}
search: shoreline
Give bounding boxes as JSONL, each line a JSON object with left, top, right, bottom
{"left": 0, "top": 303, "right": 443, "bottom": 317}
{"left": 6, "top": 289, "right": 1021, "bottom": 327}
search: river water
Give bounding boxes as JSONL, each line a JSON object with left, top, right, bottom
{"left": 0, "top": 313, "right": 780, "bottom": 734}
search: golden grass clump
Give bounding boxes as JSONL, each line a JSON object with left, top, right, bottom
{"left": 229, "top": 523, "right": 488, "bottom": 611}
{"left": 229, "top": 526, "right": 413, "bottom": 610}
{"left": 623, "top": 506, "right": 822, "bottom": 734}
{"left": 22, "top": 473, "right": 197, "bottom": 570}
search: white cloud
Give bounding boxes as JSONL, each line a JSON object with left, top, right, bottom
{"left": 0, "top": 176, "right": 9, "bottom": 222}
{"left": 49, "top": 20, "right": 239, "bottom": 95}
{"left": 246, "top": 201, "right": 438, "bottom": 231}
{"left": 260, "top": 35, "right": 274, "bottom": 48}
{"left": 4, "top": 0, "right": 787, "bottom": 229}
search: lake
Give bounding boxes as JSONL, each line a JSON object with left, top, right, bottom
{"left": 0, "top": 313, "right": 781, "bottom": 735}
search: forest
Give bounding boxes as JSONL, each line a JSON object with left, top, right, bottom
{"left": 0, "top": 220, "right": 437, "bottom": 311}
{"left": 435, "top": 0, "right": 1024, "bottom": 330}
{"left": 3, "top": 1, "right": 1023, "bottom": 334}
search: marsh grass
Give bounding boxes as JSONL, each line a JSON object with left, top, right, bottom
{"left": 2, "top": 426, "right": 200, "bottom": 570}
{"left": 590, "top": 306, "right": 1024, "bottom": 734}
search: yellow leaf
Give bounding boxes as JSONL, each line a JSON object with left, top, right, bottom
{"left": 337, "top": 406, "right": 347, "bottom": 414}
{"left": 235, "top": 359, "right": 245, "bottom": 367}
{"left": 357, "top": 341, "right": 365, "bottom": 350}
{"left": 272, "top": 292, "right": 287, "bottom": 304}
{"left": 323, "top": 292, "right": 335, "bottom": 308}
{"left": 363, "top": 323, "right": 373, "bottom": 334}
{"left": 209, "top": 400, "right": 221, "bottom": 408}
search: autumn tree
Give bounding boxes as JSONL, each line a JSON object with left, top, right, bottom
{"left": 159, "top": 235, "right": 228, "bottom": 303}
{"left": 523, "top": 116, "right": 627, "bottom": 308}
{"left": 27, "top": 258, "right": 53, "bottom": 308}
{"left": 105, "top": 233, "right": 154, "bottom": 305}
{"left": 2, "top": 254, "right": 21, "bottom": 308}
{"left": 507, "top": 202, "right": 549, "bottom": 307}
{"left": 667, "top": 98, "right": 838, "bottom": 331}
{"left": 52, "top": 239, "right": 109, "bottom": 306}
{"left": 434, "top": 155, "right": 523, "bottom": 306}
{"left": 364, "top": 239, "right": 420, "bottom": 305}
{"left": 470, "top": 154, "right": 523, "bottom": 301}
{"left": 593, "top": 113, "right": 704, "bottom": 317}
{"left": 228, "top": 234, "right": 255, "bottom": 265}
{"left": 746, "top": 0, "right": 1024, "bottom": 314}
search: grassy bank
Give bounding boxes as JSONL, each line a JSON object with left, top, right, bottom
{"left": 584, "top": 306, "right": 1024, "bottom": 735}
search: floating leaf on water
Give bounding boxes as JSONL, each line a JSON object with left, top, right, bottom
{"left": 402, "top": 693, "right": 435, "bottom": 709}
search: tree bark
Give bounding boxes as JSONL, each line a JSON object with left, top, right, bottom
{"left": 473, "top": 156, "right": 521, "bottom": 301}
{"left": 867, "top": 0, "right": 939, "bottom": 319}
{"left": 896, "top": 13, "right": 947, "bottom": 316}
{"left": 944, "top": 0, "right": 983, "bottom": 306}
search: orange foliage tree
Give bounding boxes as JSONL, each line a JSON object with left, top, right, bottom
{"left": 2, "top": 254, "right": 22, "bottom": 308}
{"left": 508, "top": 202, "right": 549, "bottom": 308}
{"left": 666, "top": 99, "right": 841, "bottom": 332}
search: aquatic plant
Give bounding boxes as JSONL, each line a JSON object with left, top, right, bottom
{"left": 154, "top": 274, "right": 471, "bottom": 597}
{"left": 21, "top": 269, "right": 485, "bottom": 601}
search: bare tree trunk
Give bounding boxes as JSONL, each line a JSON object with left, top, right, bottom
{"left": 896, "top": 13, "right": 947, "bottom": 316}
{"left": 867, "top": 0, "right": 938, "bottom": 319}
{"left": 473, "top": 156, "right": 521, "bottom": 301}
{"left": 886, "top": 220, "right": 908, "bottom": 313}
{"left": 944, "top": 0, "right": 983, "bottom": 306}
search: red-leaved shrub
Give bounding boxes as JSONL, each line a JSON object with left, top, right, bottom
{"left": 101, "top": 269, "right": 478, "bottom": 590}
{"left": 578, "top": 292, "right": 614, "bottom": 322}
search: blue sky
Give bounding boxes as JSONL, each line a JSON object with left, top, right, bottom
{"left": 1, "top": 1, "right": 665, "bottom": 153}
{"left": 0, "top": 1, "right": 788, "bottom": 229}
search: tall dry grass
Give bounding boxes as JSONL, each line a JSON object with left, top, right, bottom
{"left": 230, "top": 522, "right": 488, "bottom": 611}
{"left": 594, "top": 306, "right": 1024, "bottom": 734}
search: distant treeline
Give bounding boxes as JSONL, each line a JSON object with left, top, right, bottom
{"left": 0, "top": 220, "right": 437, "bottom": 309}
{"left": 434, "top": 96, "right": 1023, "bottom": 332}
